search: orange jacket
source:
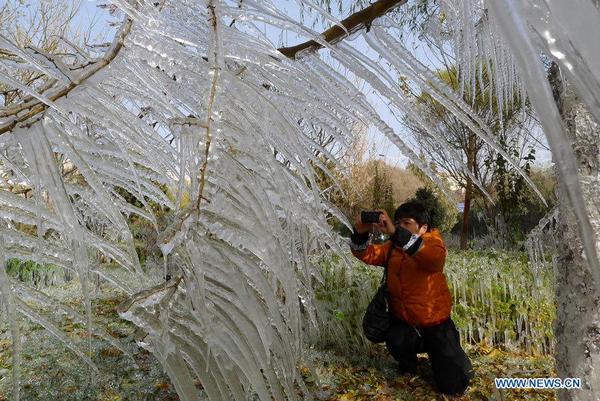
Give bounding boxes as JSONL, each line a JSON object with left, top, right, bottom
{"left": 352, "top": 229, "right": 452, "bottom": 328}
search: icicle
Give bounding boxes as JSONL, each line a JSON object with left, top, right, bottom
{"left": 488, "top": 0, "right": 600, "bottom": 287}
{"left": 227, "top": 0, "right": 340, "bottom": 55}
{"left": 13, "top": 125, "right": 82, "bottom": 238}
{"left": 0, "top": 36, "right": 69, "bottom": 83}
{"left": 334, "top": 39, "right": 495, "bottom": 203}
{"left": 73, "top": 240, "right": 96, "bottom": 384}
{"left": 42, "top": 118, "right": 138, "bottom": 246}
{"left": 328, "top": 50, "right": 454, "bottom": 201}
{"left": 0, "top": 233, "right": 21, "bottom": 401}
{"left": 530, "top": 0, "right": 600, "bottom": 127}
{"left": 0, "top": 69, "right": 67, "bottom": 118}
{"left": 372, "top": 24, "right": 547, "bottom": 205}
{"left": 295, "top": 0, "right": 349, "bottom": 35}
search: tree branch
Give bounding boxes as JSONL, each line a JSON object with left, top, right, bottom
{"left": 117, "top": 276, "right": 183, "bottom": 314}
{"left": 196, "top": 1, "right": 220, "bottom": 212}
{"left": 0, "top": 16, "right": 133, "bottom": 135}
{"left": 277, "top": 0, "right": 407, "bottom": 59}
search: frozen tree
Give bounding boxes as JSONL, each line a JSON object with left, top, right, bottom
{"left": 548, "top": 63, "right": 600, "bottom": 401}
{"left": 0, "top": 1, "right": 599, "bottom": 401}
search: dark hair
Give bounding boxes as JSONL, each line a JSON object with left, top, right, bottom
{"left": 394, "top": 201, "right": 431, "bottom": 231}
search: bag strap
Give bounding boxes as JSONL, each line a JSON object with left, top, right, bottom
{"left": 381, "top": 243, "right": 395, "bottom": 286}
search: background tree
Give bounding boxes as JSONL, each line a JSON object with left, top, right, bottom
{"left": 314, "top": 126, "right": 422, "bottom": 235}
{"left": 403, "top": 65, "right": 543, "bottom": 249}
{"left": 409, "top": 186, "right": 454, "bottom": 232}
{"left": 407, "top": 162, "right": 459, "bottom": 233}
{"left": 370, "top": 159, "right": 395, "bottom": 218}
{"left": 0, "top": 0, "right": 108, "bottom": 107}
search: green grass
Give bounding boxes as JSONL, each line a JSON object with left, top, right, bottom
{"left": 5, "top": 259, "right": 64, "bottom": 288}
{"left": 310, "top": 249, "right": 555, "bottom": 358}
{"left": 446, "top": 250, "right": 554, "bottom": 355}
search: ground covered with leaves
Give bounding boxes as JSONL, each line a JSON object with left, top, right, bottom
{"left": 303, "top": 343, "right": 557, "bottom": 401}
{"left": 0, "top": 290, "right": 558, "bottom": 401}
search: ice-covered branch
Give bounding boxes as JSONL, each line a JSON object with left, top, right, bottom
{"left": 117, "top": 276, "right": 183, "bottom": 314}
{"left": 196, "top": 0, "right": 221, "bottom": 212}
{"left": 0, "top": 16, "right": 132, "bottom": 135}
{"left": 277, "top": 0, "right": 407, "bottom": 58}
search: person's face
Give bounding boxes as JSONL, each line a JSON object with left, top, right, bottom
{"left": 395, "top": 217, "right": 427, "bottom": 235}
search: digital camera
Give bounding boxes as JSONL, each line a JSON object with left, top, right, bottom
{"left": 361, "top": 210, "right": 382, "bottom": 224}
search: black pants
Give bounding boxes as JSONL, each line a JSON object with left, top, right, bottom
{"left": 385, "top": 317, "right": 473, "bottom": 395}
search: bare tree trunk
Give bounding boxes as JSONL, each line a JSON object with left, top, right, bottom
{"left": 460, "top": 179, "right": 472, "bottom": 250}
{"left": 550, "top": 64, "right": 600, "bottom": 401}
{"left": 460, "top": 133, "right": 476, "bottom": 250}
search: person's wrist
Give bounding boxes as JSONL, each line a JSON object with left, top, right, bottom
{"left": 350, "top": 229, "right": 370, "bottom": 247}
{"left": 354, "top": 226, "right": 368, "bottom": 234}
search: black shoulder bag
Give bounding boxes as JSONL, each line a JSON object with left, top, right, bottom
{"left": 362, "top": 245, "right": 394, "bottom": 343}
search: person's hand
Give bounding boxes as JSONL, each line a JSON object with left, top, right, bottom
{"left": 375, "top": 209, "right": 396, "bottom": 236}
{"left": 353, "top": 213, "right": 376, "bottom": 234}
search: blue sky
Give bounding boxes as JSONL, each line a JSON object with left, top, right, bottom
{"left": 76, "top": 1, "right": 118, "bottom": 42}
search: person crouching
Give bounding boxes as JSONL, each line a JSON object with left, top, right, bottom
{"left": 350, "top": 201, "right": 473, "bottom": 396}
